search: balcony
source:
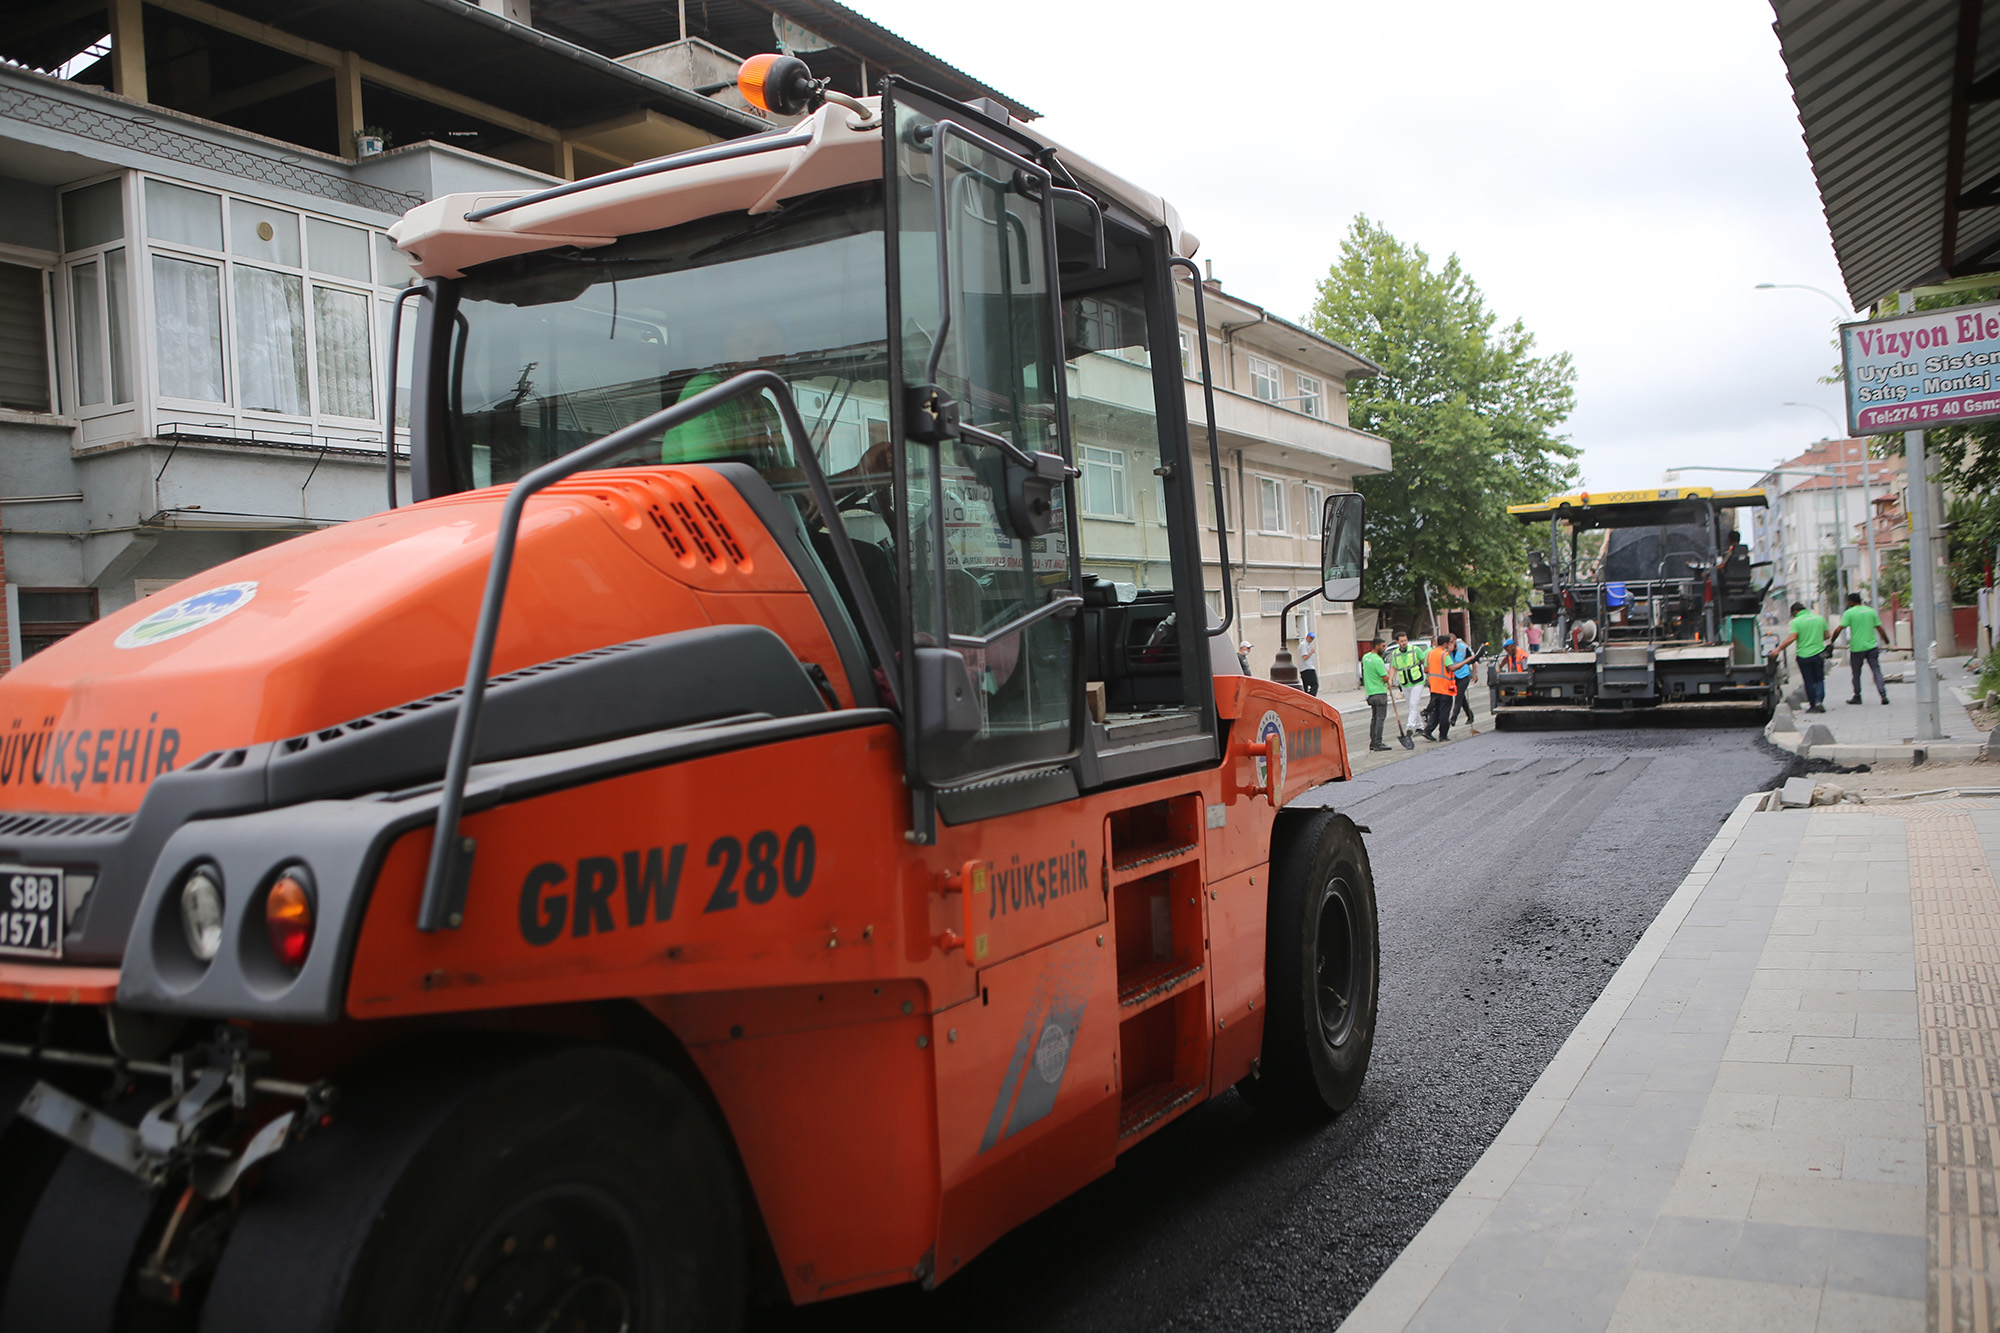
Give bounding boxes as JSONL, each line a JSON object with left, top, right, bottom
{"left": 1183, "top": 380, "right": 1391, "bottom": 476}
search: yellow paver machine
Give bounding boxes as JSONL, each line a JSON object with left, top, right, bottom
{"left": 1493, "top": 487, "right": 1777, "bottom": 724}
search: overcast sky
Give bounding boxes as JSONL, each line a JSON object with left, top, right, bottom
{"left": 848, "top": 0, "right": 1849, "bottom": 492}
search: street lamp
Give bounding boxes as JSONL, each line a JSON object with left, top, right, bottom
{"left": 1755, "top": 282, "right": 1859, "bottom": 319}
{"left": 1780, "top": 401, "right": 1841, "bottom": 434}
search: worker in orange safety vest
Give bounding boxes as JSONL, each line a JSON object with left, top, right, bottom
{"left": 1420, "top": 631, "right": 1458, "bottom": 741}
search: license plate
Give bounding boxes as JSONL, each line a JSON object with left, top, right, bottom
{"left": 0, "top": 866, "right": 62, "bottom": 959}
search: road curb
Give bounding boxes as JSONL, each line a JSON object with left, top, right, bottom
{"left": 1762, "top": 713, "right": 1986, "bottom": 766}
{"left": 1334, "top": 789, "right": 1770, "bottom": 1333}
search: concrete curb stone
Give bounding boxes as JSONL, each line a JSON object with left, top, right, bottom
{"left": 1334, "top": 791, "right": 1770, "bottom": 1333}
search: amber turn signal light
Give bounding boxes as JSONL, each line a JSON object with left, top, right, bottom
{"left": 737, "top": 53, "right": 817, "bottom": 117}
{"left": 265, "top": 868, "right": 315, "bottom": 972}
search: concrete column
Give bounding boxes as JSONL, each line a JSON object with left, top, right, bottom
{"left": 110, "top": 0, "right": 147, "bottom": 102}
{"left": 334, "top": 50, "right": 364, "bottom": 160}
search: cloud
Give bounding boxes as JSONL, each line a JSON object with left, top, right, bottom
{"left": 850, "top": 0, "right": 1850, "bottom": 488}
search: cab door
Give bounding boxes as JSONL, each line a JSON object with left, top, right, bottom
{"left": 882, "top": 82, "right": 1086, "bottom": 834}
{"left": 881, "top": 81, "right": 1119, "bottom": 1275}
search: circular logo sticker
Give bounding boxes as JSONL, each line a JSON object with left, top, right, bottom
{"left": 1255, "top": 709, "right": 1288, "bottom": 796}
{"left": 1034, "top": 1022, "right": 1072, "bottom": 1086}
{"left": 114, "top": 582, "right": 258, "bottom": 649}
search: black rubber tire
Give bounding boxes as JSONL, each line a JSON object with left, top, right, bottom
{"left": 1241, "top": 810, "right": 1379, "bottom": 1116}
{"left": 200, "top": 1045, "right": 745, "bottom": 1333}
{"left": 0, "top": 1085, "right": 166, "bottom": 1333}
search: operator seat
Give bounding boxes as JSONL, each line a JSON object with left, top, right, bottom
{"left": 1719, "top": 548, "right": 1758, "bottom": 616}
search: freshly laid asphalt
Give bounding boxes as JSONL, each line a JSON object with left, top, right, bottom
{"left": 760, "top": 711, "right": 1796, "bottom": 1332}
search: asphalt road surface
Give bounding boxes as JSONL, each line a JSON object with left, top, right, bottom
{"left": 756, "top": 716, "right": 1793, "bottom": 1333}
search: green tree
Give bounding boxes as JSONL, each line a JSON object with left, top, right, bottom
{"left": 1818, "top": 551, "right": 1841, "bottom": 606}
{"left": 1307, "top": 216, "right": 1578, "bottom": 644}
{"left": 1877, "top": 546, "right": 1910, "bottom": 605}
{"left": 1947, "top": 492, "right": 2000, "bottom": 602}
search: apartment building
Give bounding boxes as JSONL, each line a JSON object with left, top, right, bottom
{"left": 1179, "top": 277, "right": 1391, "bottom": 684}
{"left": 0, "top": 0, "right": 1023, "bottom": 664}
{"left": 1748, "top": 437, "right": 1900, "bottom": 618}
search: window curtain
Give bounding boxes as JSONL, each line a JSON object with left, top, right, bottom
{"left": 313, "top": 286, "right": 373, "bottom": 419}
{"left": 70, "top": 261, "right": 103, "bottom": 406}
{"left": 152, "top": 255, "right": 225, "bottom": 402}
{"left": 0, "top": 263, "right": 49, "bottom": 413}
{"left": 234, "top": 266, "right": 307, "bottom": 414}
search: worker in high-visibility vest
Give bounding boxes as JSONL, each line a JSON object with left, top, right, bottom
{"left": 1421, "top": 631, "right": 1459, "bottom": 741}
{"left": 1389, "top": 631, "right": 1428, "bottom": 735}
{"left": 1501, "top": 638, "right": 1527, "bottom": 672}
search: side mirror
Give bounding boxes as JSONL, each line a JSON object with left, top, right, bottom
{"left": 1049, "top": 187, "right": 1108, "bottom": 274}
{"left": 1322, "top": 492, "right": 1364, "bottom": 602}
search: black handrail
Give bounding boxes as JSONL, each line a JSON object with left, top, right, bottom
{"left": 381, "top": 284, "right": 430, "bottom": 510}
{"left": 414, "top": 369, "right": 897, "bottom": 931}
{"left": 1169, "top": 256, "right": 1234, "bottom": 637}
{"left": 461, "top": 132, "right": 813, "bottom": 223}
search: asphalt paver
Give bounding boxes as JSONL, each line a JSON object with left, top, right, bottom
{"left": 754, "top": 718, "right": 1794, "bottom": 1333}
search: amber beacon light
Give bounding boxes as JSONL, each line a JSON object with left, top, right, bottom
{"left": 737, "top": 53, "right": 819, "bottom": 117}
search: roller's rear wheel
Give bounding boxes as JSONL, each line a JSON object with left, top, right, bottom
{"left": 1240, "top": 811, "right": 1379, "bottom": 1116}
{"left": 200, "top": 1046, "right": 745, "bottom": 1333}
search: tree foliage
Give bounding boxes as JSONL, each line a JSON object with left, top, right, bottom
{"left": 1306, "top": 216, "right": 1578, "bottom": 641}
{"left": 1947, "top": 492, "right": 2000, "bottom": 602}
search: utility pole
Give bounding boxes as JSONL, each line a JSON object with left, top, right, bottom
{"left": 1854, "top": 437, "right": 1878, "bottom": 603}
{"left": 1898, "top": 295, "right": 1947, "bottom": 740}
{"left": 1906, "top": 428, "right": 1946, "bottom": 739}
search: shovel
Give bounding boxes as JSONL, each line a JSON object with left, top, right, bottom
{"left": 1388, "top": 687, "right": 1417, "bottom": 750}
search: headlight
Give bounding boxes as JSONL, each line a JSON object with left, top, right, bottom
{"left": 179, "top": 868, "right": 224, "bottom": 963}
{"left": 264, "top": 867, "right": 314, "bottom": 971}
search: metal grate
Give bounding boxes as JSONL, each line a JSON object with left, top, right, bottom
{"left": 0, "top": 810, "right": 133, "bottom": 839}
{"left": 646, "top": 504, "right": 689, "bottom": 561}
{"left": 686, "top": 481, "right": 747, "bottom": 565}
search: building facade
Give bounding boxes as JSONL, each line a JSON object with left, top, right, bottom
{"left": 0, "top": 0, "right": 1026, "bottom": 667}
{"left": 1178, "top": 277, "right": 1390, "bottom": 684}
{"left": 1750, "top": 437, "right": 1901, "bottom": 624}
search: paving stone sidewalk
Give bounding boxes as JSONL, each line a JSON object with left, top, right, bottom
{"left": 1338, "top": 791, "right": 2000, "bottom": 1333}
{"left": 1769, "top": 653, "right": 1991, "bottom": 765}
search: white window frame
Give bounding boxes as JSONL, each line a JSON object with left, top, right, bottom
{"left": 134, "top": 174, "right": 410, "bottom": 450}
{"left": 1305, "top": 484, "right": 1326, "bottom": 534}
{"left": 1079, "top": 444, "right": 1130, "bottom": 519}
{"left": 1260, "top": 588, "right": 1288, "bottom": 618}
{"left": 1296, "top": 372, "right": 1322, "bottom": 418}
{"left": 1256, "top": 474, "right": 1287, "bottom": 533}
{"left": 1248, "top": 355, "right": 1281, "bottom": 403}
{"left": 57, "top": 173, "right": 138, "bottom": 423}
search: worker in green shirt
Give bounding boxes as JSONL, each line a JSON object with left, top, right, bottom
{"left": 660, "top": 368, "right": 790, "bottom": 470}
{"left": 1830, "top": 591, "right": 1892, "bottom": 705}
{"left": 1388, "top": 631, "right": 1428, "bottom": 735}
{"left": 1769, "top": 601, "right": 1830, "bottom": 713}
{"left": 1361, "top": 643, "right": 1391, "bottom": 751}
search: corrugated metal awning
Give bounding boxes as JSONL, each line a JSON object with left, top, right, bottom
{"left": 1774, "top": 0, "right": 2000, "bottom": 307}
